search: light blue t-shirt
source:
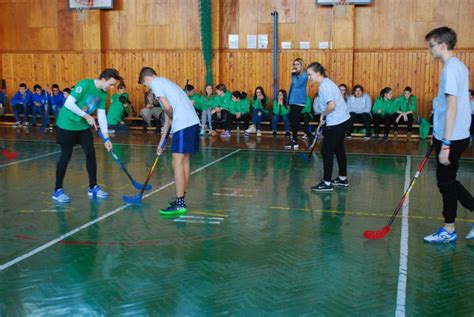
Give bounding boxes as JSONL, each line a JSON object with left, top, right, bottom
{"left": 317, "top": 78, "right": 350, "bottom": 126}
{"left": 150, "top": 77, "right": 200, "bottom": 133}
{"left": 432, "top": 57, "right": 471, "bottom": 141}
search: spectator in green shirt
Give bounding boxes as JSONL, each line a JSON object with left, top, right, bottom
{"left": 372, "top": 87, "right": 397, "bottom": 140}
{"left": 394, "top": 86, "right": 416, "bottom": 139}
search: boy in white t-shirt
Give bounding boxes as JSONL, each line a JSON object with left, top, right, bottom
{"left": 423, "top": 27, "right": 473, "bottom": 243}
{"left": 138, "top": 67, "right": 200, "bottom": 215}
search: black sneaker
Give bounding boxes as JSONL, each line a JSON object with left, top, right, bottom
{"left": 346, "top": 133, "right": 352, "bottom": 139}
{"left": 383, "top": 134, "right": 388, "bottom": 141}
{"left": 363, "top": 134, "right": 371, "bottom": 140}
{"left": 284, "top": 140, "right": 299, "bottom": 149}
{"left": 311, "top": 181, "right": 333, "bottom": 192}
{"left": 285, "top": 132, "right": 292, "bottom": 138}
{"left": 373, "top": 134, "right": 379, "bottom": 140}
{"left": 332, "top": 177, "right": 349, "bottom": 187}
{"left": 272, "top": 131, "right": 277, "bottom": 136}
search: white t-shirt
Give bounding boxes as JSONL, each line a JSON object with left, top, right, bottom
{"left": 150, "top": 77, "right": 200, "bottom": 133}
{"left": 317, "top": 78, "right": 350, "bottom": 126}
{"left": 432, "top": 57, "right": 471, "bottom": 141}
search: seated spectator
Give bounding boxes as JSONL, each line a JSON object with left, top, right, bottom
{"left": 47, "top": 84, "right": 66, "bottom": 130}
{"left": 140, "top": 89, "right": 163, "bottom": 133}
{"left": 347, "top": 84, "right": 372, "bottom": 139}
{"left": 246, "top": 86, "right": 269, "bottom": 137}
{"left": 222, "top": 91, "right": 250, "bottom": 138}
{"left": 214, "top": 84, "right": 232, "bottom": 135}
{"left": 200, "top": 84, "right": 215, "bottom": 136}
{"left": 31, "top": 84, "right": 49, "bottom": 132}
{"left": 107, "top": 83, "right": 131, "bottom": 132}
{"left": 338, "top": 83, "right": 348, "bottom": 102}
{"left": 394, "top": 86, "right": 416, "bottom": 139}
{"left": 11, "top": 83, "right": 32, "bottom": 128}
{"left": 372, "top": 87, "right": 398, "bottom": 140}
{"left": 271, "top": 89, "right": 291, "bottom": 137}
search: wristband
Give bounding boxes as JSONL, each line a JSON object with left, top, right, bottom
{"left": 441, "top": 146, "right": 450, "bottom": 151}
{"left": 441, "top": 139, "right": 451, "bottom": 146}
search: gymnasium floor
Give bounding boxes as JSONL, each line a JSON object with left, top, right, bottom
{"left": 0, "top": 127, "right": 473, "bottom": 316}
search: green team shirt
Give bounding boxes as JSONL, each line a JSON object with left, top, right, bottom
{"left": 272, "top": 100, "right": 290, "bottom": 116}
{"left": 200, "top": 94, "right": 215, "bottom": 111}
{"left": 107, "top": 92, "right": 129, "bottom": 125}
{"left": 57, "top": 79, "right": 107, "bottom": 131}
{"left": 396, "top": 95, "right": 417, "bottom": 113}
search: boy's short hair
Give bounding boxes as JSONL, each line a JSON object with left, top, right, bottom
{"left": 425, "top": 26, "right": 457, "bottom": 50}
{"left": 117, "top": 82, "right": 126, "bottom": 90}
{"left": 19, "top": 83, "right": 27, "bottom": 88}
{"left": 138, "top": 67, "right": 157, "bottom": 84}
{"left": 63, "top": 88, "right": 71, "bottom": 94}
{"left": 185, "top": 84, "right": 194, "bottom": 92}
{"left": 99, "top": 68, "right": 123, "bottom": 81}
{"left": 52, "top": 84, "right": 59, "bottom": 89}
{"left": 33, "top": 84, "right": 42, "bottom": 91}
{"left": 404, "top": 86, "right": 412, "bottom": 93}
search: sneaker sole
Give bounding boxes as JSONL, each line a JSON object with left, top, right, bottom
{"left": 88, "top": 193, "right": 109, "bottom": 199}
{"left": 160, "top": 208, "right": 188, "bottom": 215}
{"left": 311, "top": 188, "right": 333, "bottom": 192}
{"left": 52, "top": 196, "right": 71, "bottom": 203}
{"left": 332, "top": 183, "right": 349, "bottom": 187}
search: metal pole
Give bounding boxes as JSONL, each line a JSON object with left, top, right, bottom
{"left": 271, "top": 10, "right": 278, "bottom": 102}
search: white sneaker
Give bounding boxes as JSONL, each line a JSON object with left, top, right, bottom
{"left": 52, "top": 188, "right": 71, "bottom": 203}
{"left": 423, "top": 227, "right": 457, "bottom": 243}
{"left": 245, "top": 124, "right": 256, "bottom": 133}
{"left": 88, "top": 185, "right": 109, "bottom": 198}
{"left": 256, "top": 130, "right": 262, "bottom": 137}
{"left": 466, "top": 224, "right": 474, "bottom": 240}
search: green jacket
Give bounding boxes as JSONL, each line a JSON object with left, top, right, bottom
{"left": 200, "top": 94, "right": 215, "bottom": 111}
{"left": 229, "top": 98, "right": 250, "bottom": 115}
{"left": 396, "top": 95, "right": 416, "bottom": 113}
{"left": 272, "top": 100, "right": 290, "bottom": 116}
{"left": 106, "top": 92, "right": 129, "bottom": 125}
{"left": 252, "top": 96, "right": 269, "bottom": 113}
{"left": 214, "top": 91, "right": 232, "bottom": 111}
{"left": 372, "top": 97, "right": 398, "bottom": 117}
{"left": 188, "top": 93, "right": 201, "bottom": 111}
{"left": 301, "top": 96, "right": 313, "bottom": 118}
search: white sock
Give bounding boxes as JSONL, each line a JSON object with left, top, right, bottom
{"left": 339, "top": 176, "right": 347, "bottom": 180}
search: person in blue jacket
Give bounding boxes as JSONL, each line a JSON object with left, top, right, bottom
{"left": 47, "top": 84, "right": 66, "bottom": 130}
{"left": 31, "top": 84, "right": 49, "bottom": 131}
{"left": 11, "top": 83, "right": 33, "bottom": 128}
{"left": 286, "top": 58, "right": 308, "bottom": 149}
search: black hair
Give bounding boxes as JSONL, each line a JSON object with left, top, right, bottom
{"left": 19, "top": 83, "right": 27, "bottom": 88}
{"left": 253, "top": 86, "right": 267, "bottom": 108}
{"left": 232, "top": 91, "right": 241, "bottom": 99}
{"left": 307, "top": 62, "right": 328, "bottom": 77}
{"left": 352, "top": 84, "right": 364, "bottom": 94}
{"left": 117, "top": 82, "right": 126, "bottom": 90}
{"left": 33, "top": 84, "right": 42, "bottom": 91}
{"left": 119, "top": 95, "right": 130, "bottom": 104}
{"left": 185, "top": 84, "right": 195, "bottom": 92}
{"left": 404, "top": 86, "right": 412, "bottom": 93}
{"left": 425, "top": 26, "right": 457, "bottom": 50}
{"left": 99, "top": 68, "right": 122, "bottom": 81}
{"left": 278, "top": 89, "right": 288, "bottom": 106}
{"left": 470, "top": 89, "right": 474, "bottom": 97}
{"left": 379, "top": 87, "right": 392, "bottom": 99}
{"left": 52, "top": 84, "right": 59, "bottom": 89}
{"left": 240, "top": 91, "right": 247, "bottom": 99}
{"left": 63, "top": 88, "right": 71, "bottom": 94}
{"left": 138, "top": 67, "right": 157, "bottom": 84}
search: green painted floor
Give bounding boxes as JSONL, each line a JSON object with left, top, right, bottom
{"left": 0, "top": 140, "right": 473, "bottom": 316}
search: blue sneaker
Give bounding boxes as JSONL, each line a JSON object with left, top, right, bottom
{"left": 466, "top": 224, "right": 474, "bottom": 240}
{"left": 88, "top": 185, "right": 109, "bottom": 199}
{"left": 423, "top": 227, "right": 457, "bottom": 243}
{"left": 52, "top": 188, "right": 71, "bottom": 203}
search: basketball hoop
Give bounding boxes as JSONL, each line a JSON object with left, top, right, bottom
{"left": 333, "top": 0, "right": 349, "bottom": 17}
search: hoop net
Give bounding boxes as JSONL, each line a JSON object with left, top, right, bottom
{"left": 333, "top": 0, "right": 349, "bottom": 17}
{"left": 74, "top": 0, "right": 94, "bottom": 22}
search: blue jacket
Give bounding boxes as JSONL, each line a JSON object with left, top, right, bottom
{"left": 32, "top": 91, "right": 49, "bottom": 106}
{"left": 11, "top": 90, "right": 32, "bottom": 106}
{"left": 49, "top": 92, "right": 65, "bottom": 107}
{"left": 288, "top": 71, "right": 308, "bottom": 105}
{"left": 0, "top": 91, "right": 5, "bottom": 105}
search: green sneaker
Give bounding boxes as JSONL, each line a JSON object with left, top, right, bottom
{"left": 160, "top": 204, "right": 188, "bottom": 215}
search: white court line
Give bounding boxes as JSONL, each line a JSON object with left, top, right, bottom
{"left": 395, "top": 156, "right": 411, "bottom": 317}
{"left": 0, "top": 145, "right": 82, "bottom": 168}
{"left": 0, "top": 149, "right": 241, "bottom": 271}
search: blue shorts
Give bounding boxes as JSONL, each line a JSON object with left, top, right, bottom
{"left": 171, "top": 124, "right": 200, "bottom": 154}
